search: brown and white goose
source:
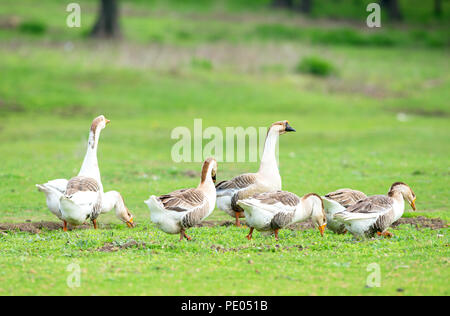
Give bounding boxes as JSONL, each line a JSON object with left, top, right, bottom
{"left": 333, "top": 182, "right": 416, "bottom": 238}
{"left": 322, "top": 188, "right": 367, "bottom": 234}
{"left": 36, "top": 115, "right": 134, "bottom": 231}
{"left": 237, "top": 191, "right": 327, "bottom": 240}
{"left": 145, "top": 157, "right": 217, "bottom": 241}
{"left": 215, "top": 121, "right": 295, "bottom": 226}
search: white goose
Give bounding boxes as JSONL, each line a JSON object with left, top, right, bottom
{"left": 36, "top": 179, "right": 68, "bottom": 221}
{"left": 215, "top": 121, "right": 295, "bottom": 226}
{"left": 333, "top": 182, "right": 416, "bottom": 238}
{"left": 237, "top": 191, "right": 327, "bottom": 240}
{"left": 145, "top": 157, "right": 217, "bottom": 241}
{"left": 36, "top": 115, "right": 134, "bottom": 231}
{"left": 322, "top": 188, "right": 367, "bottom": 234}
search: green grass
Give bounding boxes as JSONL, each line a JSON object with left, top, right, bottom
{"left": 0, "top": 0, "right": 448, "bottom": 296}
{"left": 0, "top": 223, "right": 448, "bottom": 295}
{"left": 296, "top": 55, "right": 336, "bottom": 76}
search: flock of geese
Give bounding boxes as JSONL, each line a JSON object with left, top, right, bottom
{"left": 36, "top": 115, "right": 417, "bottom": 241}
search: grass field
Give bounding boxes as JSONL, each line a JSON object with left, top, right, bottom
{"left": 0, "top": 0, "right": 448, "bottom": 295}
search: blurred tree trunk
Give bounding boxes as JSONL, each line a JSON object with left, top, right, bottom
{"left": 434, "top": 0, "right": 442, "bottom": 17}
{"left": 297, "top": 0, "right": 312, "bottom": 13}
{"left": 91, "top": 0, "right": 121, "bottom": 38}
{"left": 380, "top": 0, "right": 402, "bottom": 21}
{"left": 271, "top": 0, "right": 294, "bottom": 9}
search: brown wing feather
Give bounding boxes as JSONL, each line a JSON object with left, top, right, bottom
{"left": 215, "top": 173, "right": 257, "bottom": 191}
{"left": 346, "top": 195, "right": 393, "bottom": 214}
{"left": 181, "top": 201, "right": 210, "bottom": 229}
{"left": 231, "top": 183, "right": 272, "bottom": 213}
{"left": 158, "top": 188, "right": 205, "bottom": 213}
{"left": 252, "top": 191, "right": 300, "bottom": 207}
{"left": 271, "top": 211, "right": 295, "bottom": 230}
{"left": 65, "top": 176, "right": 100, "bottom": 196}
{"left": 325, "top": 189, "right": 367, "bottom": 208}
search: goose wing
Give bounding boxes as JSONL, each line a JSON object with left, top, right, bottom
{"left": 249, "top": 191, "right": 300, "bottom": 229}
{"left": 325, "top": 189, "right": 367, "bottom": 208}
{"left": 157, "top": 188, "right": 210, "bottom": 228}
{"left": 64, "top": 176, "right": 102, "bottom": 219}
{"left": 44, "top": 179, "right": 68, "bottom": 193}
{"left": 335, "top": 195, "right": 393, "bottom": 221}
{"left": 215, "top": 173, "right": 258, "bottom": 197}
{"left": 65, "top": 176, "right": 100, "bottom": 196}
{"left": 249, "top": 191, "right": 299, "bottom": 212}
{"left": 157, "top": 188, "right": 205, "bottom": 212}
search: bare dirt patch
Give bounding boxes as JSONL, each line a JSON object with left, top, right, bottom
{"left": 0, "top": 216, "right": 446, "bottom": 235}
{"left": 97, "top": 240, "right": 147, "bottom": 252}
{"left": 198, "top": 220, "right": 315, "bottom": 231}
{"left": 52, "top": 104, "right": 96, "bottom": 118}
{"left": 210, "top": 243, "right": 306, "bottom": 253}
{"left": 0, "top": 16, "right": 21, "bottom": 30}
{"left": 387, "top": 107, "right": 449, "bottom": 118}
{"left": 0, "top": 221, "right": 99, "bottom": 234}
{"left": 0, "top": 99, "right": 25, "bottom": 113}
{"left": 392, "top": 216, "right": 448, "bottom": 230}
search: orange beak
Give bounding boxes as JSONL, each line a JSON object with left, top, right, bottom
{"left": 126, "top": 217, "right": 134, "bottom": 228}
{"left": 105, "top": 119, "right": 111, "bottom": 125}
{"left": 319, "top": 224, "right": 326, "bottom": 237}
{"left": 410, "top": 198, "right": 416, "bottom": 211}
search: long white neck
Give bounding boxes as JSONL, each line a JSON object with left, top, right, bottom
{"left": 258, "top": 128, "right": 280, "bottom": 181}
{"left": 78, "top": 128, "right": 102, "bottom": 189}
{"left": 102, "top": 191, "right": 124, "bottom": 216}
{"left": 294, "top": 199, "right": 314, "bottom": 223}
{"left": 102, "top": 190, "right": 133, "bottom": 225}
{"left": 390, "top": 191, "right": 405, "bottom": 221}
{"left": 198, "top": 165, "right": 216, "bottom": 200}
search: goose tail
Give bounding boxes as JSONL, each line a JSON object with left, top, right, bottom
{"left": 36, "top": 183, "right": 63, "bottom": 199}
{"left": 334, "top": 211, "right": 378, "bottom": 222}
{"left": 145, "top": 195, "right": 165, "bottom": 213}
{"left": 59, "top": 195, "right": 83, "bottom": 219}
{"left": 322, "top": 197, "right": 346, "bottom": 216}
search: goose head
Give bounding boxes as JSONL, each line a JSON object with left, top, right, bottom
{"left": 91, "top": 115, "right": 110, "bottom": 133}
{"left": 201, "top": 157, "right": 218, "bottom": 185}
{"left": 88, "top": 115, "right": 111, "bottom": 149}
{"left": 104, "top": 191, "right": 135, "bottom": 228}
{"left": 388, "top": 182, "right": 416, "bottom": 210}
{"left": 120, "top": 206, "right": 135, "bottom": 228}
{"left": 269, "top": 120, "right": 296, "bottom": 135}
{"left": 303, "top": 193, "right": 327, "bottom": 237}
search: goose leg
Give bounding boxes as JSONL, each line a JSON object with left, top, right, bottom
{"left": 235, "top": 212, "right": 241, "bottom": 227}
{"left": 246, "top": 227, "right": 254, "bottom": 240}
{"left": 179, "top": 229, "right": 191, "bottom": 241}
{"left": 179, "top": 230, "right": 184, "bottom": 241}
{"left": 377, "top": 231, "right": 393, "bottom": 238}
{"left": 92, "top": 219, "right": 98, "bottom": 229}
{"left": 63, "top": 221, "right": 68, "bottom": 232}
{"left": 274, "top": 229, "right": 279, "bottom": 240}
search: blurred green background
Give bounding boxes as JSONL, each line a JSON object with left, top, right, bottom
{"left": 0, "top": 0, "right": 448, "bottom": 220}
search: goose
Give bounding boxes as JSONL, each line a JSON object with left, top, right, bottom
{"left": 36, "top": 179, "right": 68, "bottom": 221}
{"left": 215, "top": 121, "right": 295, "bottom": 227}
{"left": 333, "top": 182, "right": 416, "bottom": 238}
{"left": 145, "top": 157, "right": 217, "bottom": 241}
{"left": 36, "top": 115, "right": 134, "bottom": 231}
{"left": 322, "top": 188, "right": 367, "bottom": 234}
{"left": 237, "top": 191, "right": 327, "bottom": 240}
